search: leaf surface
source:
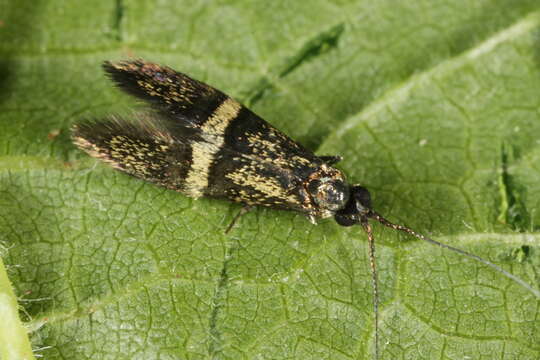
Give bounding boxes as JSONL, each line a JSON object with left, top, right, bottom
{"left": 1, "top": 1, "right": 540, "bottom": 359}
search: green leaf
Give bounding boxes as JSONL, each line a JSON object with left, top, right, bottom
{"left": 1, "top": 1, "right": 540, "bottom": 359}
{"left": 0, "top": 255, "right": 35, "bottom": 360}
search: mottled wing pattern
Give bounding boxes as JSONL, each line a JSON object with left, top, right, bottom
{"left": 73, "top": 60, "right": 324, "bottom": 214}
{"left": 207, "top": 107, "right": 322, "bottom": 212}
{"left": 72, "top": 115, "right": 194, "bottom": 192}
{"left": 102, "top": 60, "right": 227, "bottom": 127}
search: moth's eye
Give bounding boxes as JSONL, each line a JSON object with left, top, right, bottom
{"left": 309, "top": 179, "right": 349, "bottom": 211}
{"left": 351, "top": 185, "right": 371, "bottom": 208}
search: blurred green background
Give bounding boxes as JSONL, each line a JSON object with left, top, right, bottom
{"left": 1, "top": 1, "right": 540, "bottom": 359}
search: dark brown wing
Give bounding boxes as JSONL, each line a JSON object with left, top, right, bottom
{"left": 102, "top": 60, "right": 227, "bottom": 127}
{"left": 72, "top": 115, "right": 195, "bottom": 192}
{"left": 73, "top": 60, "right": 326, "bottom": 214}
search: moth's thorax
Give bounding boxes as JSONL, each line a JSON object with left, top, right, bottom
{"left": 303, "top": 164, "right": 349, "bottom": 219}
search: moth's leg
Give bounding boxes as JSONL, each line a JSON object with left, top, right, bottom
{"left": 225, "top": 205, "right": 253, "bottom": 234}
{"left": 319, "top": 156, "right": 342, "bottom": 165}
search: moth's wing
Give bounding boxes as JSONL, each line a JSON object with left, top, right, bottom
{"left": 103, "top": 59, "right": 322, "bottom": 165}
{"left": 88, "top": 60, "right": 327, "bottom": 214}
{"left": 71, "top": 114, "right": 197, "bottom": 192}
{"left": 205, "top": 107, "right": 324, "bottom": 213}
{"left": 103, "top": 60, "right": 228, "bottom": 128}
{"left": 72, "top": 110, "right": 323, "bottom": 215}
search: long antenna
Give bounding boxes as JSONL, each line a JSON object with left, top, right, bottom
{"left": 360, "top": 218, "right": 379, "bottom": 360}
{"left": 369, "top": 211, "right": 540, "bottom": 298}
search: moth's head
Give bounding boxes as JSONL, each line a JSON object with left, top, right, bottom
{"left": 306, "top": 165, "right": 350, "bottom": 216}
{"left": 334, "top": 185, "right": 372, "bottom": 226}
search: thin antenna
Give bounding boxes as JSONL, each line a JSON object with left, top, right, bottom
{"left": 369, "top": 211, "right": 540, "bottom": 299}
{"left": 360, "top": 218, "right": 380, "bottom": 360}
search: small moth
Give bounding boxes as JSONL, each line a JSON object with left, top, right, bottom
{"left": 72, "top": 60, "right": 539, "bottom": 359}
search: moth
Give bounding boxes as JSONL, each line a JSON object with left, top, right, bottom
{"left": 72, "top": 60, "right": 539, "bottom": 359}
